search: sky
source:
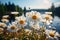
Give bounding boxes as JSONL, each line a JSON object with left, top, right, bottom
{"left": 0, "top": 0, "right": 60, "bottom": 9}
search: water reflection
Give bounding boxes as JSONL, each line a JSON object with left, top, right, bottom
{"left": 52, "top": 16, "right": 60, "bottom": 33}
{"left": 39, "top": 15, "right": 60, "bottom": 33}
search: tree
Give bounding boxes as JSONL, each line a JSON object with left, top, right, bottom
{"left": 24, "top": 7, "right": 26, "bottom": 16}
{"left": 51, "top": 3, "right": 55, "bottom": 12}
{"left": 0, "top": 1, "right": 23, "bottom": 21}
{"left": 5, "top": 3, "right": 8, "bottom": 12}
{"left": 8, "top": 2, "right": 11, "bottom": 12}
{"left": 54, "top": 6, "right": 60, "bottom": 17}
{"left": 11, "top": 3, "right": 15, "bottom": 11}
{"left": 48, "top": 3, "right": 55, "bottom": 17}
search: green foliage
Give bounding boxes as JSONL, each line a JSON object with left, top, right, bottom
{"left": 23, "top": 7, "right": 26, "bottom": 16}
{"left": 48, "top": 3, "right": 55, "bottom": 12}
{"left": 48, "top": 3, "right": 55, "bottom": 17}
{"left": 0, "top": 1, "right": 23, "bottom": 18}
{"left": 48, "top": 3, "right": 60, "bottom": 17}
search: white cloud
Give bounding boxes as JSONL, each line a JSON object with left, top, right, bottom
{"left": 43, "top": 0, "right": 50, "bottom": 4}
{"left": 54, "top": 2, "right": 60, "bottom": 7}
{"left": 26, "top": 0, "right": 51, "bottom": 9}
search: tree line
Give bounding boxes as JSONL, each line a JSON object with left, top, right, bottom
{"left": 48, "top": 3, "right": 60, "bottom": 17}
{"left": 0, "top": 2, "right": 23, "bottom": 19}
{"left": 0, "top": 2, "right": 60, "bottom": 21}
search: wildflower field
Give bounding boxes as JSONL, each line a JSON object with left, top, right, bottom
{"left": 0, "top": 11, "right": 60, "bottom": 40}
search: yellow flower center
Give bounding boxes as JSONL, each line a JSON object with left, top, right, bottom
{"left": 10, "top": 26, "right": 16, "bottom": 30}
{"left": 45, "top": 15, "right": 49, "bottom": 20}
{"left": 32, "top": 15, "right": 37, "bottom": 19}
{"left": 49, "top": 31, "right": 55, "bottom": 37}
{"left": 19, "top": 20, "right": 24, "bottom": 24}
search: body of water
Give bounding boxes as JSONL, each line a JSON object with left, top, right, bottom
{"left": 51, "top": 16, "right": 60, "bottom": 33}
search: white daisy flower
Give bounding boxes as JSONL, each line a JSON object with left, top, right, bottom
{"left": 41, "top": 14, "right": 53, "bottom": 25}
{"left": 26, "top": 11, "right": 41, "bottom": 25}
{"left": 15, "top": 17, "right": 19, "bottom": 20}
{"left": 11, "top": 22, "right": 17, "bottom": 25}
{"left": 25, "top": 29, "right": 31, "bottom": 33}
{"left": 49, "top": 30, "right": 55, "bottom": 37}
{"left": 1, "top": 19, "right": 9, "bottom": 23}
{"left": 45, "top": 29, "right": 56, "bottom": 37}
{"left": 0, "top": 28, "right": 4, "bottom": 32}
{"left": 44, "top": 14, "right": 53, "bottom": 20}
{"left": 25, "top": 29, "right": 31, "bottom": 35}
{"left": 2, "top": 15, "right": 9, "bottom": 19}
{"left": 16, "top": 16, "right": 27, "bottom": 28}
{"left": 7, "top": 24, "right": 18, "bottom": 32}
{"left": 45, "top": 12, "right": 52, "bottom": 15}
{"left": 55, "top": 32, "right": 60, "bottom": 37}
{"left": 0, "top": 22, "right": 7, "bottom": 28}
{"left": 11, "top": 12, "right": 19, "bottom": 15}
{"left": 26, "top": 12, "right": 31, "bottom": 17}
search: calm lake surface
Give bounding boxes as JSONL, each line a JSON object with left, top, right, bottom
{"left": 52, "top": 16, "right": 60, "bottom": 33}
{"left": 39, "top": 13, "right": 60, "bottom": 33}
